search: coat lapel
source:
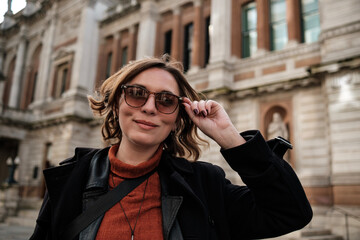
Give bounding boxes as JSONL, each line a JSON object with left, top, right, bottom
{"left": 159, "top": 153, "right": 208, "bottom": 233}
{"left": 161, "top": 195, "right": 183, "bottom": 240}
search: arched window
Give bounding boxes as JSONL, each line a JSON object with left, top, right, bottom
{"left": 3, "top": 57, "right": 16, "bottom": 107}
{"left": 21, "top": 44, "right": 42, "bottom": 109}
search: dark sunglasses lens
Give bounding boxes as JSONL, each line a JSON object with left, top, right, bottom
{"left": 124, "top": 87, "right": 148, "bottom": 107}
{"left": 156, "top": 93, "right": 178, "bottom": 114}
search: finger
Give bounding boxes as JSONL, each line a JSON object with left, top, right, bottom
{"left": 197, "top": 100, "right": 207, "bottom": 117}
{"left": 182, "top": 102, "right": 197, "bottom": 122}
{"left": 191, "top": 100, "right": 200, "bottom": 115}
{"left": 205, "top": 100, "right": 213, "bottom": 115}
{"left": 182, "top": 98, "right": 198, "bottom": 115}
{"left": 182, "top": 97, "right": 192, "bottom": 105}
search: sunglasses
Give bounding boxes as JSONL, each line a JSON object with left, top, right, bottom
{"left": 121, "top": 85, "right": 183, "bottom": 114}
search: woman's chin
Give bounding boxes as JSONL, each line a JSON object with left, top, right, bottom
{"left": 130, "top": 136, "right": 163, "bottom": 148}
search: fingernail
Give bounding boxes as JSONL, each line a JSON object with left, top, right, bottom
{"left": 206, "top": 109, "right": 209, "bottom": 114}
{"left": 201, "top": 111, "right": 206, "bottom": 118}
{"left": 193, "top": 109, "right": 199, "bottom": 115}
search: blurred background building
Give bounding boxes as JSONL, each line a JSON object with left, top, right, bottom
{"left": 0, "top": 0, "right": 359, "bottom": 239}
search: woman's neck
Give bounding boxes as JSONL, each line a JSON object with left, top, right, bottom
{"left": 116, "top": 140, "right": 160, "bottom": 165}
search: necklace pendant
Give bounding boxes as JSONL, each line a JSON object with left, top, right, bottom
{"left": 131, "top": 234, "right": 134, "bottom": 240}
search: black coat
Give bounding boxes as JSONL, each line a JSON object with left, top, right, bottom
{"left": 30, "top": 130, "right": 312, "bottom": 240}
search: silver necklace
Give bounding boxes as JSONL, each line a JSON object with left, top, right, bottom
{"left": 111, "top": 173, "right": 149, "bottom": 240}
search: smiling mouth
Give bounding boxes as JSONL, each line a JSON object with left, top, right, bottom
{"left": 134, "top": 120, "right": 159, "bottom": 127}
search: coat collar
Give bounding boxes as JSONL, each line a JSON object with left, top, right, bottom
{"left": 84, "top": 149, "right": 194, "bottom": 191}
{"left": 85, "top": 147, "right": 110, "bottom": 190}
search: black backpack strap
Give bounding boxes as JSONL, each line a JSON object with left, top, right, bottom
{"left": 61, "top": 171, "right": 154, "bottom": 240}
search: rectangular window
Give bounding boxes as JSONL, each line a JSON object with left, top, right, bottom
{"left": 301, "top": 0, "right": 320, "bottom": 43}
{"left": 121, "top": 47, "right": 128, "bottom": 66}
{"left": 183, "top": 22, "right": 194, "bottom": 72}
{"left": 54, "top": 63, "right": 69, "bottom": 98}
{"left": 164, "top": 30, "right": 172, "bottom": 55}
{"left": 205, "top": 16, "right": 211, "bottom": 66}
{"left": 270, "top": 0, "right": 288, "bottom": 51}
{"left": 242, "top": 2, "right": 257, "bottom": 58}
{"left": 106, "top": 52, "right": 112, "bottom": 79}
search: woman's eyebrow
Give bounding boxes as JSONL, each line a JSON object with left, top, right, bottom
{"left": 132, "top": 84, "right": 175, "bottom": 94}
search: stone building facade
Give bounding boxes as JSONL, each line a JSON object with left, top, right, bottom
{"left": 0, "top": 0, "right": 359, "bottom": 238}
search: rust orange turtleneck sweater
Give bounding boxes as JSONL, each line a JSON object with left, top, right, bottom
{"left": 95, "top": 145, "right": 164, "bottom": 240}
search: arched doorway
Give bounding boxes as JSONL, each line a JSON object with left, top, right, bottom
{"left": 0, "top": 138, "right": 19, "bottom": 184}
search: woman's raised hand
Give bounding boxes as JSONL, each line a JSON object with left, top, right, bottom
{"left": 182, "top": 98, "right": 245, "bottom": 149}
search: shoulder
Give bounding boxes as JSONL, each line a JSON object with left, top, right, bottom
{"left": 59, "top": 147, "right": 109, "bottom": 165}
{"left": 44, "top": 147, "right": 109, "bottom": 179}
{"left": 192, "top": 161, "right": 227, "bottom": 180}
{"left": 166, "top": 153, "right": 226, "bottom": 179}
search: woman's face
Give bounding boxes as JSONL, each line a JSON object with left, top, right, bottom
{"left": 117, "top": 68, "right": 180, "bottom": 149}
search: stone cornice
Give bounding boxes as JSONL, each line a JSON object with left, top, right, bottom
{"left": 320, "top": 20, "right": 360, "bottom": 42}
{"left": 193, "top": 75, "right": 321, "bottom": 101}
{"left": 233, "top": 42, "right": 320, "bottom": 69}
{"left": 30, "top": 114, "right": 94, "bottom": 130}
{"left": 229, "top": 77, "right": 321, "bottom": 100}
{"left": 100, "top": 4, "right": 140, "bottom": 26}
{"left": 0, "top": 107, "right": 94, "bottom": 130}
{"left": 0, "top": 89, "right": 95, "bottom": 129}
{"left": 309, "top": 56, "right": 360, "bottom": 75}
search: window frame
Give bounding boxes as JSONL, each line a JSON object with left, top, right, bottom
{"left": 105, "top": 52, "right": 112, "bottom": 79}
{"left": 164, "top": 30, "right": 172, "bottom": 56}
{"left": 183, "top": 22, "right": 194, "bottom": 72}
{"left": 300, "top": 0, "right": 320, "bottom": 43}
{"left": 269, "top": 0, "right": 288, "bottom": 51}
{"left": 241, "top": 1, "right": 258, "bottom": 58}
{"left": 51, "top": 52, "right": 73, "bottom": 99}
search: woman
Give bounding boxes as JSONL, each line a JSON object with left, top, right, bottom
{"left": 30, "top": 56, "right": 312, "bottom": 240}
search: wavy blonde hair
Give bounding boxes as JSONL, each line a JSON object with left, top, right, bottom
{"left": 88, "top": 56, "right": 207, "bottom": 161}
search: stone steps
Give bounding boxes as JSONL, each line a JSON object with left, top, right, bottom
{"left": 300, "top": 228, "right": 343, "bottom": 240}
{"left": 300, "top": 236, "right": 343, "bottom": 240}
{"left": 5, "top": 209, "right": 38, "bottom": 228}
{"left": 4, "top": 198, "right": 42, "bottom": 228}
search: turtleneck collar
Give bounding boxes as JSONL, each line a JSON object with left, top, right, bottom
{"left": 108, "top": 144, "right": 163, "bottom": 179}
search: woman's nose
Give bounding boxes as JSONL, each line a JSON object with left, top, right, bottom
{"left": 141, "top": 94, "right": 157, "bottom": 114}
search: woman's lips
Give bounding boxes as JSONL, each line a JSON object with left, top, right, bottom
{"left": 134, "top": 120, "right": 159, "bottom": 129}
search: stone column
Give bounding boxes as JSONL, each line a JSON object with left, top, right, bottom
{"left": 69, "top": 1, "right": 102, "bottom": 96}
{"left": 8, "top": 26, "right": 28, "bottom": 108}
{"left": 190, "top": 0, "right": 204, "bottom": 71}
{"left": 32, "top": 7, "right": 57, "bottom": 106}
{"left": 0, "top": 39, "right": 6, "bottom": 105}
{"left": 209, "top": 0, "right": 231, "bottom": 63}
{"left": 136, "top": 0, "right": 158, "bottom": 59}
{"left": 111, "top": 32, "right": 121, "bottom": 74}
{"left": 206, "top": 0, "right": 232, "bottom": 90}
{"left": 171, "top": 6, "right": 181, "bottom": 61}
{"left": 286, "top": 0, "right": 301, "bottom": 46}
{"left": 95, "top": 38, "right": 106, "bottom": 88}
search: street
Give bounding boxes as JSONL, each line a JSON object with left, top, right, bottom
{"left": 0, "top": 223, "right": 33, "bottom": 240}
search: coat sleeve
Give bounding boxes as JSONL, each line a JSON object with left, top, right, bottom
{"left": 220, "top": 130, "right": 312, "bottom": 239}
